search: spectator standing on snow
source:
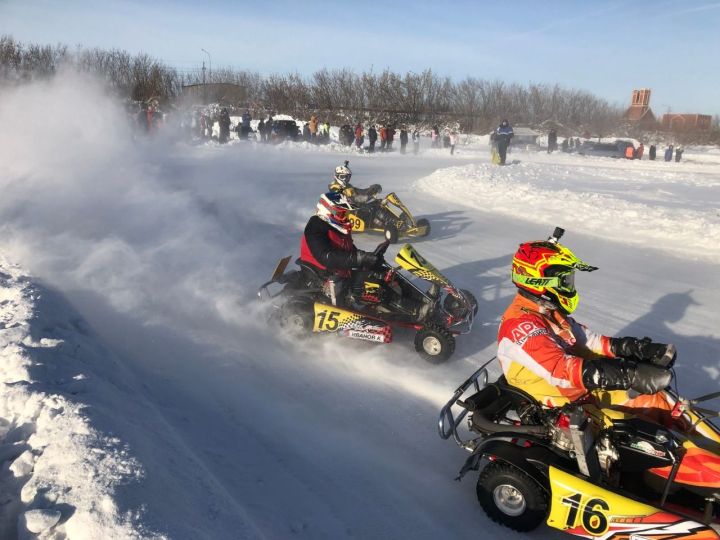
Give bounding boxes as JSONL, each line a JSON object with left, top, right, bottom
{"left": 368, "top": 126, "right": 377, "bottom": 152}
{"left": 257, "top": 119, "right": 265, "bottom": 142}
{"left": 412, "top": 130, "right": 420, "bottom": 154}
{"left": 354, "top": 122, "right": 364, "bottom": 148}
{"left": 636, "top": 142, "right": 644, "bottom": 160}
{"left": 309, "top": 115, "right": 319, "bottom": 140}
{"left": 379, "top": 126, "right": 388, "bottom": 151}
{"left": 664, "top": 145, "right": 674, "bottom": 162}
{"left": 675, "top": 147, "right": 684, "bottom": 162}
{"left": 493, "top": 119, "right": 514, "bottom": 165}
{"left": 575, "top": 137, "right": 581, "bottom": 148}
{"left": 649, "top": 144, "right": 656, "bottom": 161}
{"left": 322, "top": 121, "right": 330, "bottom": 141}
{"left": 218, "top": 108, "right": 231, "bottom": 143}
{"left": 431, "top": 126, "right": 439, "bottom": 148}
{"left": 625, "top": 144, "right": 635, "bottom": 159}
{"left": 547, "top": 129, "right": 558, "bottom": 153}
{"left": 561, "top": 138, "right": 569, "bottom": 152}
{"left": 387, "top": 126, "right": 395, "bottom": 150}
{"left": 449, "top": 131, "right": 458, "bottom": 155}
{"left": 241, "top": 109, "right": 252, "bottom": 139}
{"left": 400, "top": 128, "right": 409, "bottom": 154}
{"left": 303, "top": 123, "right": 311, "bottom": 141}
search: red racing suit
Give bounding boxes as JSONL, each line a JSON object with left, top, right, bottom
{"left": 498, "top": 293, "right": 615, "bottom": 407}
{"left": 300, "top": 215, "right": 356, "bottom": 278}
{"left": 497, "top": 292, "right": 720, "bottom": 489}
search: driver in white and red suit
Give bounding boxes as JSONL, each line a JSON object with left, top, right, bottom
{"left": 497, "top": 232, "right": 720, "bottom": 490}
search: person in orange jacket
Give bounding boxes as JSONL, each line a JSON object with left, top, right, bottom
{"left": 625, "top": 144, "right": 635, "bottom": 159}
{"left": 379, "top": 126, "right": 388, "bottom": 151}
{"left": 309, "top": 115, "right": 318, "bottom": 139}
{"left": 354, "top": 122, "right": 363, "bottom": 148}
{"left": 498, "top": 229, "right": 677, "bottom": 414}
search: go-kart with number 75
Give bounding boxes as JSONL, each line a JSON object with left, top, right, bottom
{"left": 438, "top": 358, "right": 720, "bottom": 540}
{"left": 258, "top": 241, "right": 477, "bottom": 362}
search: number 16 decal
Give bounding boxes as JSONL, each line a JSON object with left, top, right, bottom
{"left": 562, "top": 493, "right": 609, "bottom": 535}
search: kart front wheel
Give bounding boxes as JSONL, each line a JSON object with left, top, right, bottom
{"left": 476, "top": 461, "right": 548, "bottom": 532}
{"left": 384, "top": 224, "right": 399, "bottom": 244}
{"left": 416, "top": 218, "right": 431, "bottom": 237}
{"left": 414, "top": 324, "right": 455, "bottom": 363}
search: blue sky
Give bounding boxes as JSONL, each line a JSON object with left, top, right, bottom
{"left": 3, "top": 0, "right": 719, "bottom": 115}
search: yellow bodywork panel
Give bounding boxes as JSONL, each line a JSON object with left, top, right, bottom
{"left": 395, "top": 244, "right": 450, "bottom": 286}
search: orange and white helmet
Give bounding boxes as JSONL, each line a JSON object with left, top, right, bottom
{"left": 511, "top": 229, "right": 597, "bottom": 314}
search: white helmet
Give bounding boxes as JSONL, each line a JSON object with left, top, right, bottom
{"left": 333, "top": 162, "right": 352, "bottom": 188}
{"left": 316, "top": 191, "right": 356, "bottom": 234}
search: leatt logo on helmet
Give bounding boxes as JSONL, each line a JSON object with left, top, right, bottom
{"left": 524, "top": 277, "right": 553, "bottom": 286}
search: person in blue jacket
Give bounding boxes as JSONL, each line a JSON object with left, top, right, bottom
{"left": 493, "top": 119, "right": 514, "bottom": 165}
{"left": 664, "top": 144, "right": 674, "bottom": 162}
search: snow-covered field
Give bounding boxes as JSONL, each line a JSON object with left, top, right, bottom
{"left": 1, "top": 74, "right": 719, "bottom": 539}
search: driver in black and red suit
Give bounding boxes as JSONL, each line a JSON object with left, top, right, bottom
{"left": 300, "top": 191, "right": 381, "bottom": 305}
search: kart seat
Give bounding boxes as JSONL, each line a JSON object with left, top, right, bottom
{"left": 464, "top": 379, "right": 548, "bottom": 437}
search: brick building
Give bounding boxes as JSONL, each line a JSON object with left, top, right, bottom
{"left": 623, "top": 89, "right": 657, "bottom": 129}
{"left": 661, "top": 113, "right": 712, "bottom": 132}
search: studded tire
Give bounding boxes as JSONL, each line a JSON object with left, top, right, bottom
{"left": 476, "top": 461, "right": 548, "bottom": 532}
{"left": 279, "top": 299, "right": 314, "bottom": 338}
{"left": 414, "top": 323, "right": 455, "bottom": 363}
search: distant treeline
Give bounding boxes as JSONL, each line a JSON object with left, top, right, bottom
{"left": 2, "top": 34, "right": 717, "bottom": 142}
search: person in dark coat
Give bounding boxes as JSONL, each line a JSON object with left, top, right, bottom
{"left": 561, "top": 138, "right": 569, "bottom": 152}
{"left": 218, "top": 108, "right": 231, "bottom": 143}
{"left": 399, "top": 129, "right": 409, "bottom": 154}
{"left": 547, "top": 129, "right": 558, "bottom": 153}
{"left": 257, "top": 119, "right": 265, "bottom": 142}
{"left": 493, "top": 119, "right": 514, "bottom": 164}
{"left": 241, "top": 109, "right": 252, "bottom": 139}
{"left": 649, "top": 144, "right": 657, "bottom": 161}
{"left": 368, "top": 126, "right": 378, "bottom": 153}
{"left": 303, "top": 123, "right": 311, "bottom": 141}
{"left": 386, "top": 126, "right": 395, "bottom": 149}
{"left": 675, "top": 147, "right": 683, "bottom": 162}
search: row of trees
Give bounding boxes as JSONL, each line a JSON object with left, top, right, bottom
{"left": 4, "top": 34, "right": 717, "bottom": 143}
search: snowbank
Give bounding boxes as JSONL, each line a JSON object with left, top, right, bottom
{"left": 0, "top": 254, "right": 158, "bottom": 539}
{"left": 415, "top": 161, "right": 720, "bottom": 263}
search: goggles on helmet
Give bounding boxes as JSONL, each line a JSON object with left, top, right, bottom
{"left": 511, "top": 269, "right": 575, "bottom": 295}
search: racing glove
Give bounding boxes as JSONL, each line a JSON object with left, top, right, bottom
{"left": 582, "top": 358, "right": 672, "bottom": 395}
{"left": 610, "top": 336, "right": 676, "bottom": 368}
{"left": 353, "top": 250, "right": 381, "bottom": 270}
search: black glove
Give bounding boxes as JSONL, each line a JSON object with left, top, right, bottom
{"left": 582, "top": 358, "right": 671, "bottom": 395}
{"left": 354, "top": 250, "right": 381, "bottom": 270}
{"left": 610, "top": 336, "right": 676, "bottom": 368}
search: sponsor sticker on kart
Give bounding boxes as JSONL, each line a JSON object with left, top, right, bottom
{"left": 340, "top": 329, "right": 389, "bottom": 343}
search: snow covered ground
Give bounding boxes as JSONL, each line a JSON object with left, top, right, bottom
{"left": 0, "top": 73, "right": 719, "bottom": 539}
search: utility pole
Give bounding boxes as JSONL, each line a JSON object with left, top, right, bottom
{"left": 202, "top": 60, "right": 206, "bottom": 104}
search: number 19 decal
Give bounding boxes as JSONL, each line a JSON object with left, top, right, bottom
{"left": 562, "top": 493, "right": 609, "bottom": 535}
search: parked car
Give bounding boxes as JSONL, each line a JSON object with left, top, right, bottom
{"left": 577, "top": 140, "right": 633, "bottom": 159}
{"left": 270, "top": 120, "right": 299, "bottom": 142}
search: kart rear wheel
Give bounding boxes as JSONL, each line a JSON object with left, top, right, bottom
{"left": 384, "top": 224, "right": 399, "bottom": 244}
{"left": 416, "top": 218, "right": 431, "bottom": 237}
{"left": 414, "top": 323, "right": 455, "bottom": 363}
{"left": 279, "top": 299, "right": 314, "bottom": 338}
{"left": 476, "top": 461, "right": 548, "bottom": 532}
